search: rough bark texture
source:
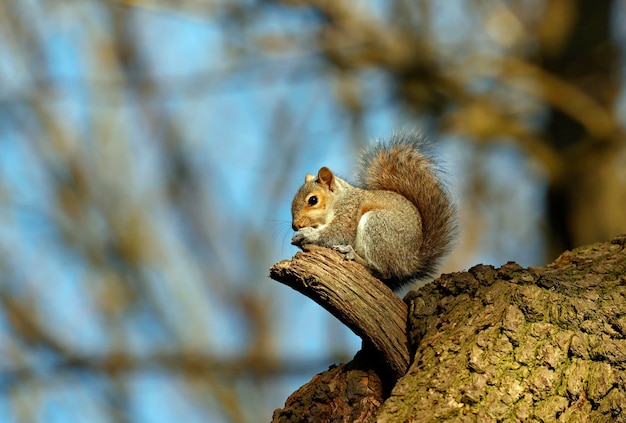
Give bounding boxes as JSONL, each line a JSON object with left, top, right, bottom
{"left": 272, "top": 349, "right": 384, "bottom": 423}
{"left": 271, "top": 235, "right": 626, "bottom": 422}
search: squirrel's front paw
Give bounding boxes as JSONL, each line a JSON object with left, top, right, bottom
{"left": 291, "top": 227, "right": 319, "bottom": 246}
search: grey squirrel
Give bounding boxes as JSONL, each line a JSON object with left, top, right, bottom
{"left": 290, "top": 133, "right": 457, "bottom": 291}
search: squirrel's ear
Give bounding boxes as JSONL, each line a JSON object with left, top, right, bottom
{"left": 316, "top": 167, "right": 337, "bottom": 191}
{"left": 305, "top": 173, "right": 315, "bottom": 183}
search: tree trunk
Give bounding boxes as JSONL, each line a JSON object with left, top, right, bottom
{"left": 536, "top": 0, "right": 626, "bottom": 258}
{"left": 270, "top": 234, "right": 626, "bottom": 422}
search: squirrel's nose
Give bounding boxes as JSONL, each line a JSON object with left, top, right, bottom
{"left": 291, "top": 223, "right": 298, "bottom": 231}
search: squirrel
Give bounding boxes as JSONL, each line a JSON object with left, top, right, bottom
{"left": 290, "top": 133, "right": 457, "bottom": 291}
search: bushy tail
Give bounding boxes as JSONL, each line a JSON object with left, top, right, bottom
{"left": 356, "top": 133, "right": 457, "bottom": 279}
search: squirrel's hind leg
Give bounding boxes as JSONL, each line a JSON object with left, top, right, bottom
{"left": 333, "top": 244, "right": 368, "bottom": 267}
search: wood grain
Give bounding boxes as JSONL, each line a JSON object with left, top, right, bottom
{"left": 269, "top": 244, "right": 409, "bottom": 380}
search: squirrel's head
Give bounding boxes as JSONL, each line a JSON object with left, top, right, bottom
{"left": 291, "top": 167, "right": 338, "bottom": 231}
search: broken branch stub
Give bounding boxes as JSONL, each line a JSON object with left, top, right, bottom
{"left": 269, "top": 245, "right": 409, "bottom": 380}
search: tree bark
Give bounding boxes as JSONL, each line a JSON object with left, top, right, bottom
{"left": 271, "top": 234, "right": 626, "bottom": 422}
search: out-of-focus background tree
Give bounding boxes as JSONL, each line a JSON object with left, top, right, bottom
{"left": 1, "top": 0, "right": 625, "bottom": 422}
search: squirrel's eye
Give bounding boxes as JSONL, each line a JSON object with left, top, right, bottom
{"left": 308, "top": 195, "right": 318, "bottom": 206}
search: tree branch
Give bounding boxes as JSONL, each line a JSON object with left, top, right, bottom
{"left": 272, "top": 234, "right": 626, "bottom": 422}
{"left": 269, "top": 244, "right": 409, "bottom": 381}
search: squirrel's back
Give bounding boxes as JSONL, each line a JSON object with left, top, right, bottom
{"left": 356, "top": 133, "right": 457, "bottom": 280}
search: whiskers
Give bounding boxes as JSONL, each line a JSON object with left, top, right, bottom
{"left": 269, "top": 219, "right": 296, "bottom": 256}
